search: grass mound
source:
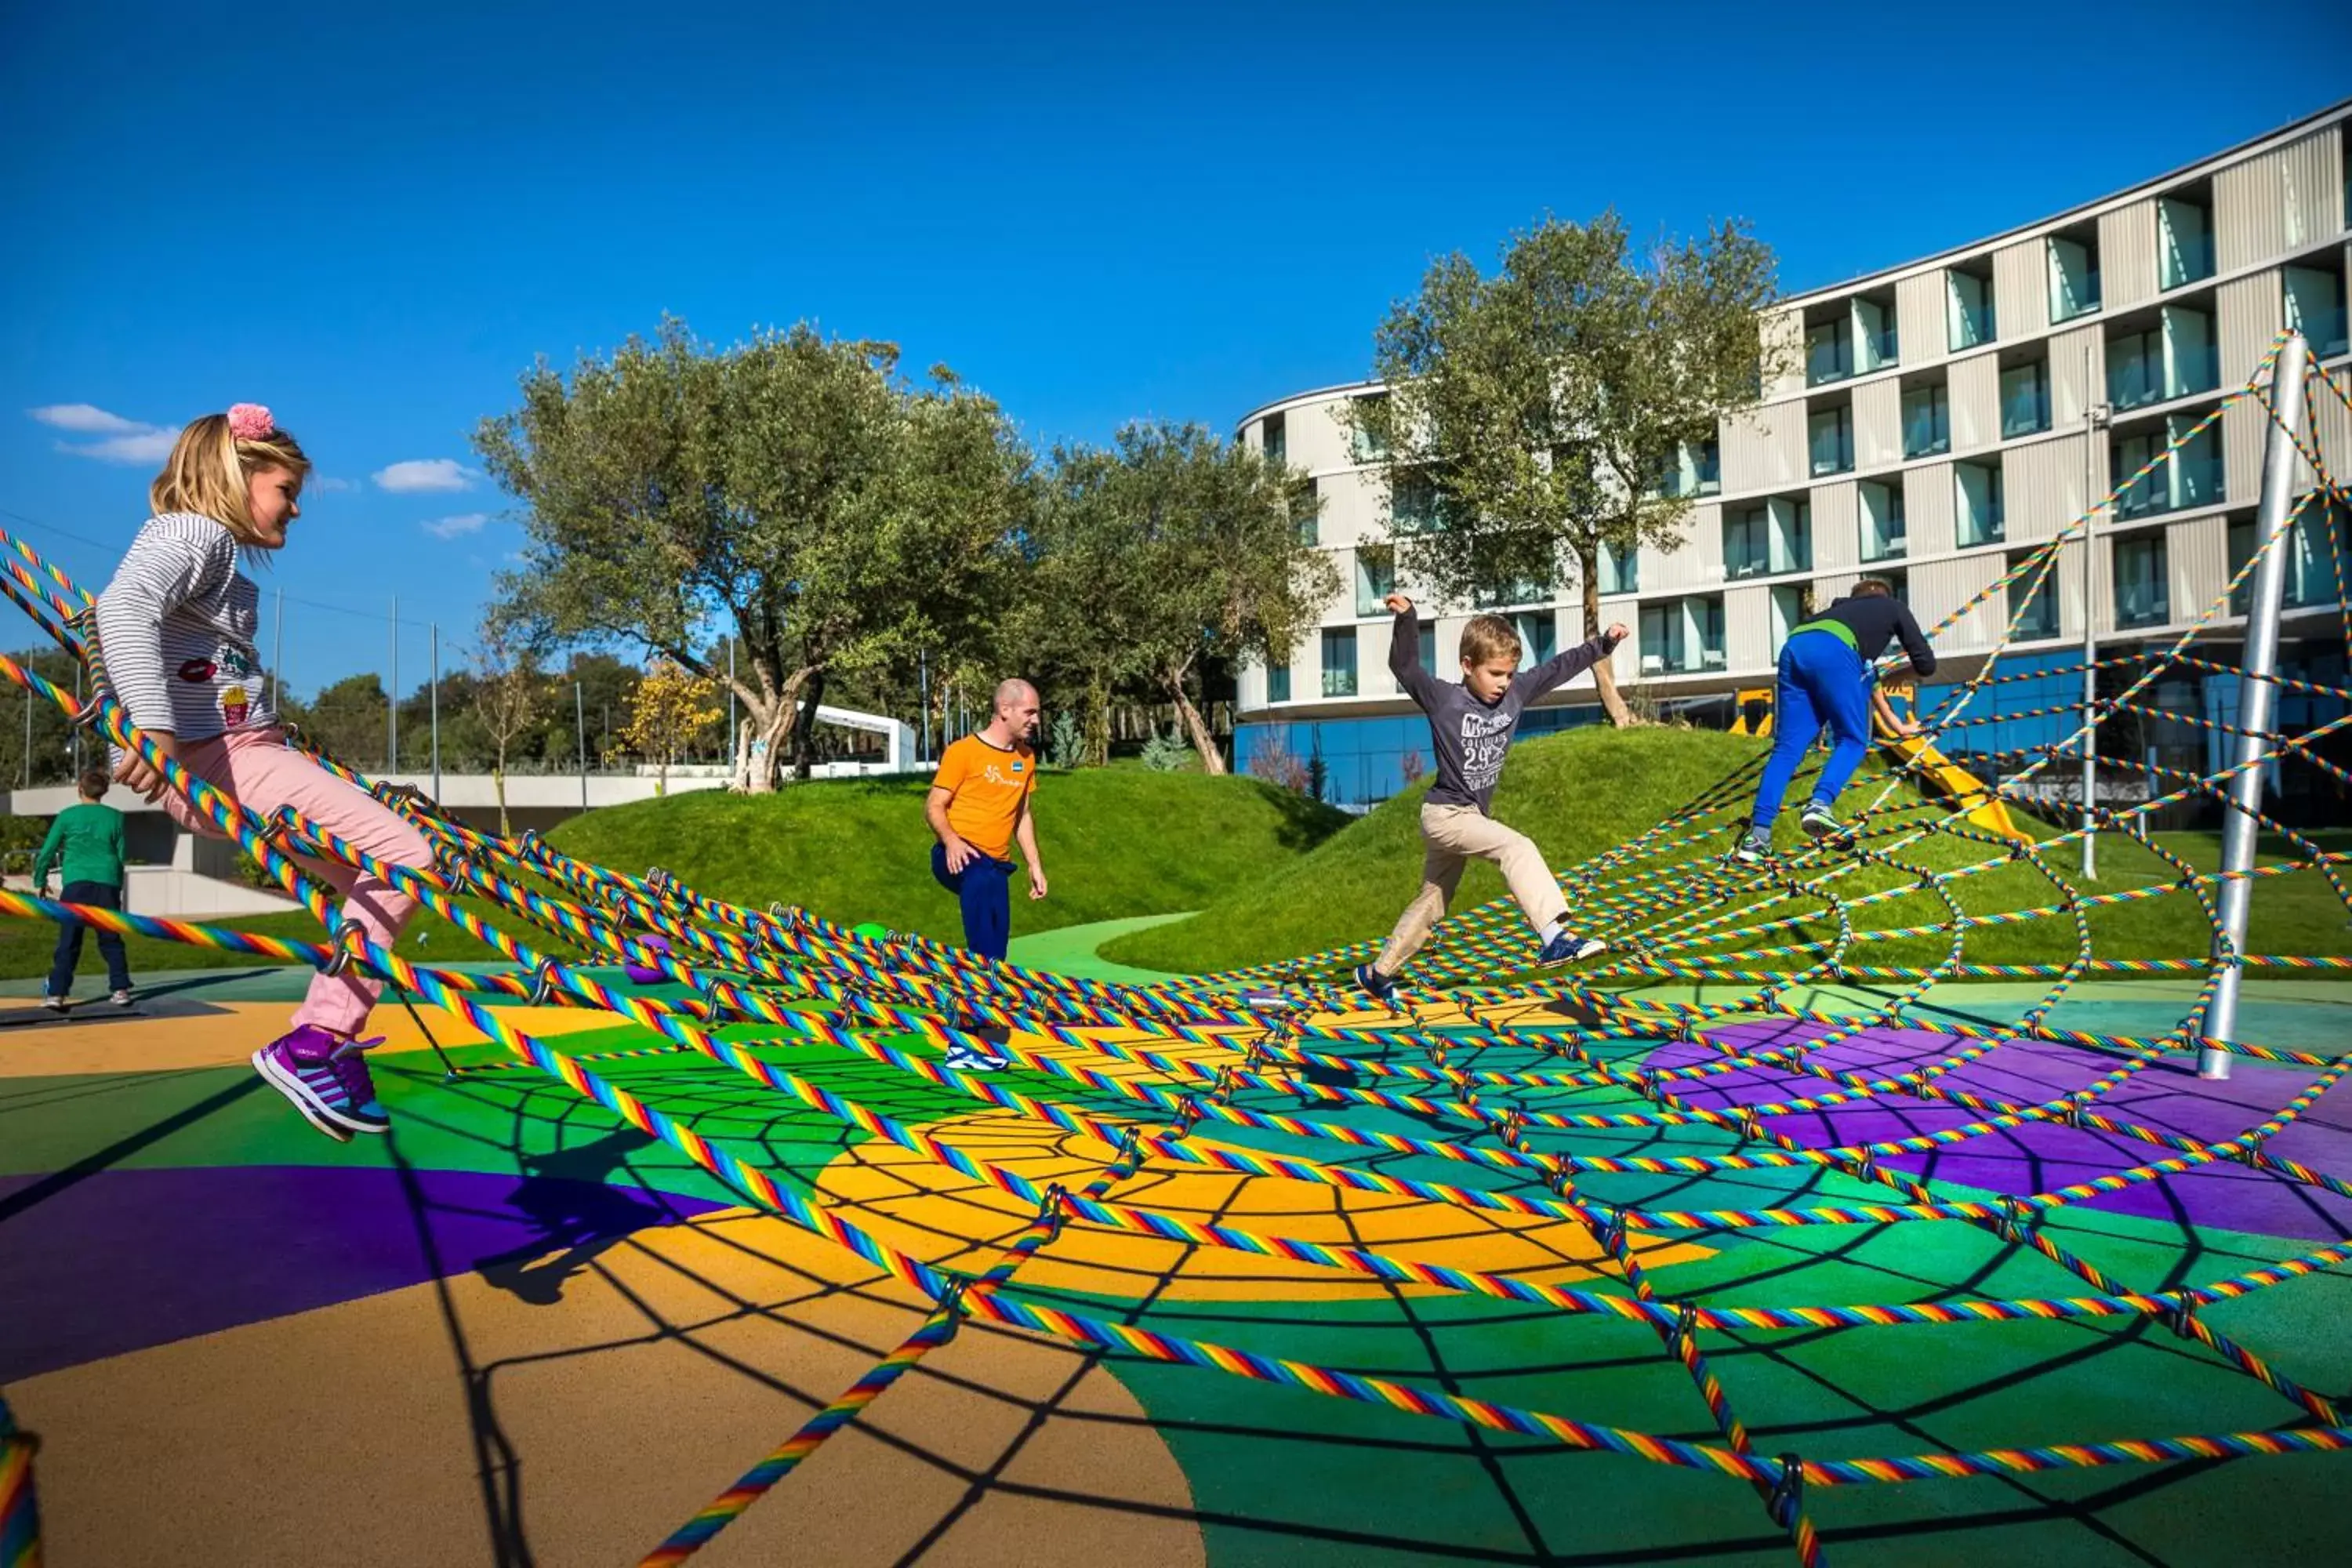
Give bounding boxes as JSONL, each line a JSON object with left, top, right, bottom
{"left": 1103, "top": 727, "right": 2352, "bottom": 978}
{"left": 1, "top": 769, "right": 1346, "bottom": 980}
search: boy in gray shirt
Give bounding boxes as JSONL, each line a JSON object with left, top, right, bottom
{"left": 1359, "top": 593, "right": 1627, "bottom": 1002}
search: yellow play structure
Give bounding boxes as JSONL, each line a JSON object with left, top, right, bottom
{"left": 1730, "top": 679, "right": 2027, "bottom": 842}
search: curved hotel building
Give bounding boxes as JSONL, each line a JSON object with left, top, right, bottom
{"left": 1233, "top": 101, "right": 2352, "bottom": 815}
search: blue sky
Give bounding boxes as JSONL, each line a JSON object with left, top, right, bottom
{"left": 3, "top": 0, "right": 2346, "bottom": 696}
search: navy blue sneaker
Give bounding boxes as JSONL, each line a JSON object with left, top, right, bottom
{"left": 1536, "top": 930, "right": 1606, "bottom": 967}
{"left": 1800, "top": 801, "right": 1842, "bottom": 840}
{"left": 1354, "top": 963, "right": 1397, "bottom": 1004}
{"left": 1732, "top": 824, "right": 1772, "bottom": 864}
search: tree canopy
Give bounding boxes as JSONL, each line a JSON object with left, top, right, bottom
{"left": 1348, "top": 212, "right": 1783, "bottom": 724}
{"left": 474, "top": 318, "right": 1029, "bottom": 790}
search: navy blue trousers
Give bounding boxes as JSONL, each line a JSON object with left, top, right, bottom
{"left": 931, "top": 844, "right": 1014, "bottom": 960}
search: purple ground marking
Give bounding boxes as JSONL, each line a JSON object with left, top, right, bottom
{"left": 0, "top": 1165, "right": 731, "bottom": 1381}
{"left": 1635, "top": 1020, "right": 2352, "bottom": 1240}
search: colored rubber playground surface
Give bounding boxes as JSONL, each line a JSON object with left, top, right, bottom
{"left": 7, "top": 935, "right": 2351, "bottom": 1567}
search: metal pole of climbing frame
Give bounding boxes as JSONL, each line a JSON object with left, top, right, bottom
{"left": 388, "top": 594, "right": 398, "bottom": 771}
{"left": 2201, "top": 329, "right": 2310, "bottom": 1080}
{"left": 2079, "top": 347, "right": 2109, "bottom": 880}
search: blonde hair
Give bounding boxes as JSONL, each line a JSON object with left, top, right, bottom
{"left": 1458, "top": 614, "right": 1522, "bottom": 667}
{"left": 150, "top": 413, "right": 310, "bottom": 545}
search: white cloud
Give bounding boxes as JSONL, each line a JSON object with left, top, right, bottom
{"left": 372, "top": 458, "right": 477, "bottom": 493}
{"left": 314, "top": 475, "right": 355, "bottom": 492}
{"left": 28, "top": 402, "right": 151, "bottom": 435}
{"left": 420, "top": 512, "right": 488, "bottom": 540}
{"left": 28, "top": 403, "right": 177, "bottom": 464}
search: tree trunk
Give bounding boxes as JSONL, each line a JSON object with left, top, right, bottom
{"left": 1082, "top": 669, "right": 1110, "bottom": 768}
{"left": 792, "top": 668, "right": 828, "bottom": 782}
{"left": 1581, "top": 542, "right": 1635, "bottom": 727}
{"left": 1165, "top": 665, "right": 1226, "bottom": 775}
{"left": 492, "top": 754, "right": 510, "bottom": 837}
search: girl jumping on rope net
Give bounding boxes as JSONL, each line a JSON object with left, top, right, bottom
{"left": 1733, "top": 576, "right": 1935, "bottom": 863}
{"left": 1356, "top": 593, "right": 1625, "bottom": 1003}
{"left": 93, "top": 405, "right": 435, "bottom": 1141}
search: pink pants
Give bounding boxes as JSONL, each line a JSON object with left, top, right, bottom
{"left": 159, "top": 728, "right": 432, "bottom": 1037}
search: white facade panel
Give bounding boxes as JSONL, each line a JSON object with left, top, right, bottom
{"left": 2169, "top": 513, "right": 2230, "bottom": 627}
{"left": 1722, "top": 401, "right": 1804, "bottom": 492}
{"left": 2049, "top": 325, "right": 2104, "bottom": 426}
{"left": 2216, "top": 129, "right": 2346, "bottom": 273}
{"left": 1811, "top": 480, "right": 1860, "bottom": 570}
{"left": 2005, "top": 433, "right": 2089, "bottom": 543}
{"left": 1911, "top": 554, "right": 2006, "bottom": 654}
{"left": 1648, "top": 506, "right": 1722, "bottom": 593}
{"left": 1760, "top": 307, "right": 1806, "bottom": 398}
{"left": 1854, "top": 379, "right": 1903, "bottom": 470}
{"left": 1992, "top": 238, "right": 2049, "bottom": 341}
{"left": 1725, "top": 584, "right": 1773, "bottom": 674}
{"left": 1950, "top": 352, "right": 2000, "bottom": 452}
{"left": 2099, "top": 198, "right": 2160, "bottom": 312}
{"left": 2217, "top": 271, "right": 2282, "bottom": 390}
{"left": 1896, "top": 272, "right": 1948, "bottom": 366}
{"left": 1903, "top": 460, "right": 1958, "bottom": 556}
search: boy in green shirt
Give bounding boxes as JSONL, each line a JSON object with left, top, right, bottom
{"left": 35, "top": 768, "right": 134, "bottom": 1008}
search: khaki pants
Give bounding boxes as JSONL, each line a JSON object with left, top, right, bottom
{"left": 1374, "top": 802, "right": 1568, "bottom": 976}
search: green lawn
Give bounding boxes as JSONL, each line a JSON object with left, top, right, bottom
{"left": 4, "top": 768, "right": 1346, "bottom": 980}
{"left": 1102, "top": 726, "right": 2352, "bottom": 977}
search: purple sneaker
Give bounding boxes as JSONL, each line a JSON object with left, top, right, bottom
{"left": 252, "top": 1025, "right": 390, "bottom": 1140}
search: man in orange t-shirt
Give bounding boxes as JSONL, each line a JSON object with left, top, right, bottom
{"left": 928, "top": 676, "right": 1047, "bottom": 938}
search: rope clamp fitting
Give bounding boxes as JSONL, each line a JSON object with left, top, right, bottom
{"left": 1035, "top": 1183, "right": 1069, "bottom": 1244}
{"left": 1995, "top": 1196, "right": 2035, "bottom": 1246}
{"left": 1170, "top": 1098, "right": 1207, "bottom": 1139}
{"left": 529, "top": 959, "right": 565, "bottom": 1007}
{"left": 320, "top": 919, "right": 370, "bottom": 979}
{"left": 2161, "top": 1295, "right": 2198, "bottom": 1339}
{"left": 1674, "top": 1300, "right": 1701, "bottom": 1345}
{"left": 1768, "top": 1452, "right": 1806, "bottom": 1528}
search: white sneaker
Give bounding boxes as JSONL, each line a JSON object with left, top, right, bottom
{"left": 942, "top": 1041, "right": 1009, "bottom": 1073}
{"left": 41, "top": 994, "right": 67, "bottom": 1011}
{"left": 111, "top": 989, "right": 135, "bottom": 1007}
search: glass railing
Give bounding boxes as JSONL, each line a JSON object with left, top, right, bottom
{"left": 1951, "top": 305, "right": 1994, "bottom": 351}
{"left": 2169, "top": 344, "right": 2220, "bottom": 397}
{"left": 2114, "top": 583, "right": 2170, "bottom": 627}
{"left": 2002, "top": 392, "right": 2051, "bottom": 437}
{"left": 2114, "top": 454, "right": 2221, "bottom": 520}
{"left": 1958, "top": 515, "right": 2007, "bottom": 548}
{"left": 2299, "top": 307, "right": 2350, "bottom": 358}
{"left": 1860, "top": 532, "right": 1907, "bottom": 562}
{"left": 1807, "top": 352, "right": 1853, "bottom": 387}
{"left": 1869, "top": 326, "right": 1901, "bottom": 367}
{"left": 1904, "top": 423, "right": 1951, "bottom": 459}
{"left": 2160, "top": 234, "right": 2215, "bottom": 290}
{"left": 1321, "top": 669, "right": 1358, "bottom": 698}
{"left": 2053, "top": 271, "right": 2103, "bottom": 322}
{"left": 2110, "top": 361, "right": 2164, "bottom": 411}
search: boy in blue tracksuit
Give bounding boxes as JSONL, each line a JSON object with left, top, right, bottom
{"left": 1736, "top": 578, "right": 1935, "bottom": 862}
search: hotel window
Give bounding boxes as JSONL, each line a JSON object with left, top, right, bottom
{"left": 1349, "top": 394, "right": 1389, "bottom": 461}
{"left": 1859, "top": 480, "right": 1907, "bottom": 562}
{"left": 1955, "top": 461, "right": 2005, "bottom": 547}
{"left": 1261, "top": 411, "right": 1287, "bottom": 466}
{"left": 2049, "top": 226, "right": 2101, "bottom": 323}
{"left": 2284, "top": 263, "right": 2349, "bottom": 358}
{"left": 2229, "top": 500, "right": 2348, "bottom": 614}
{"left": 1638, "top": 594, "right": 1727, "bottom": 675}
{"left": 1901, "top": 379, "right": 1951, "bottom": 459}
{"left": 2114, "top": 416, "right": 2223, "bottom": 521}
{"left": 2158, "top": 190, "right": 2214, "bottom": 290}
{"left": 1512, "top": 611, "right": 1559, "bottom": 670}
{"left": 1391, "top": 470, "right": 1446, "bottom": 534}
{"left": 2110, "top": 306, "right": 2216, "bottom": 411}
{"left": 1947, "top": 261, "right": 1995, "bottom": 351}
{"left": 1597, "top": 538, "right": 1639, "bottom": 594}
{"left": 1267, "top": 662, "right": 1291, "bottom": 702}
{"left": 1806, "top": 314, "right": 1855, "bottom": 387}
{"left": 2008, "top": 551, "right": 2060, "bottom": 637}
{"left": 1657, "top": 438, "right": 1721, "bottom": 499}
{"left": 2000, "top": 357, "right": 2051, "bottom": 437}
{"left": 1320, "top": 626, "right": 1358, "bottom": 697}
{"left": 2111, "top": 534, "right": 2170, "bottom": 628}
{"left": 1353, "top": 546, "right": 1395, "bottom": 617}
{"left": 1293, "top": 477, "right": 1319, "bottom": 546}
{"left": 1809, "top": 401, "right": 1854, "bottom": 476}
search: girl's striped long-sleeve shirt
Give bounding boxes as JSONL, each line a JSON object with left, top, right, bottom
{"left": 92, "top": 512, "right": 276, "bottom": 742}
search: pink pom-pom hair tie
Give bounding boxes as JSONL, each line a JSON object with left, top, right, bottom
{"left": 226, "top": 403, "right": 274, "bottom": 441}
